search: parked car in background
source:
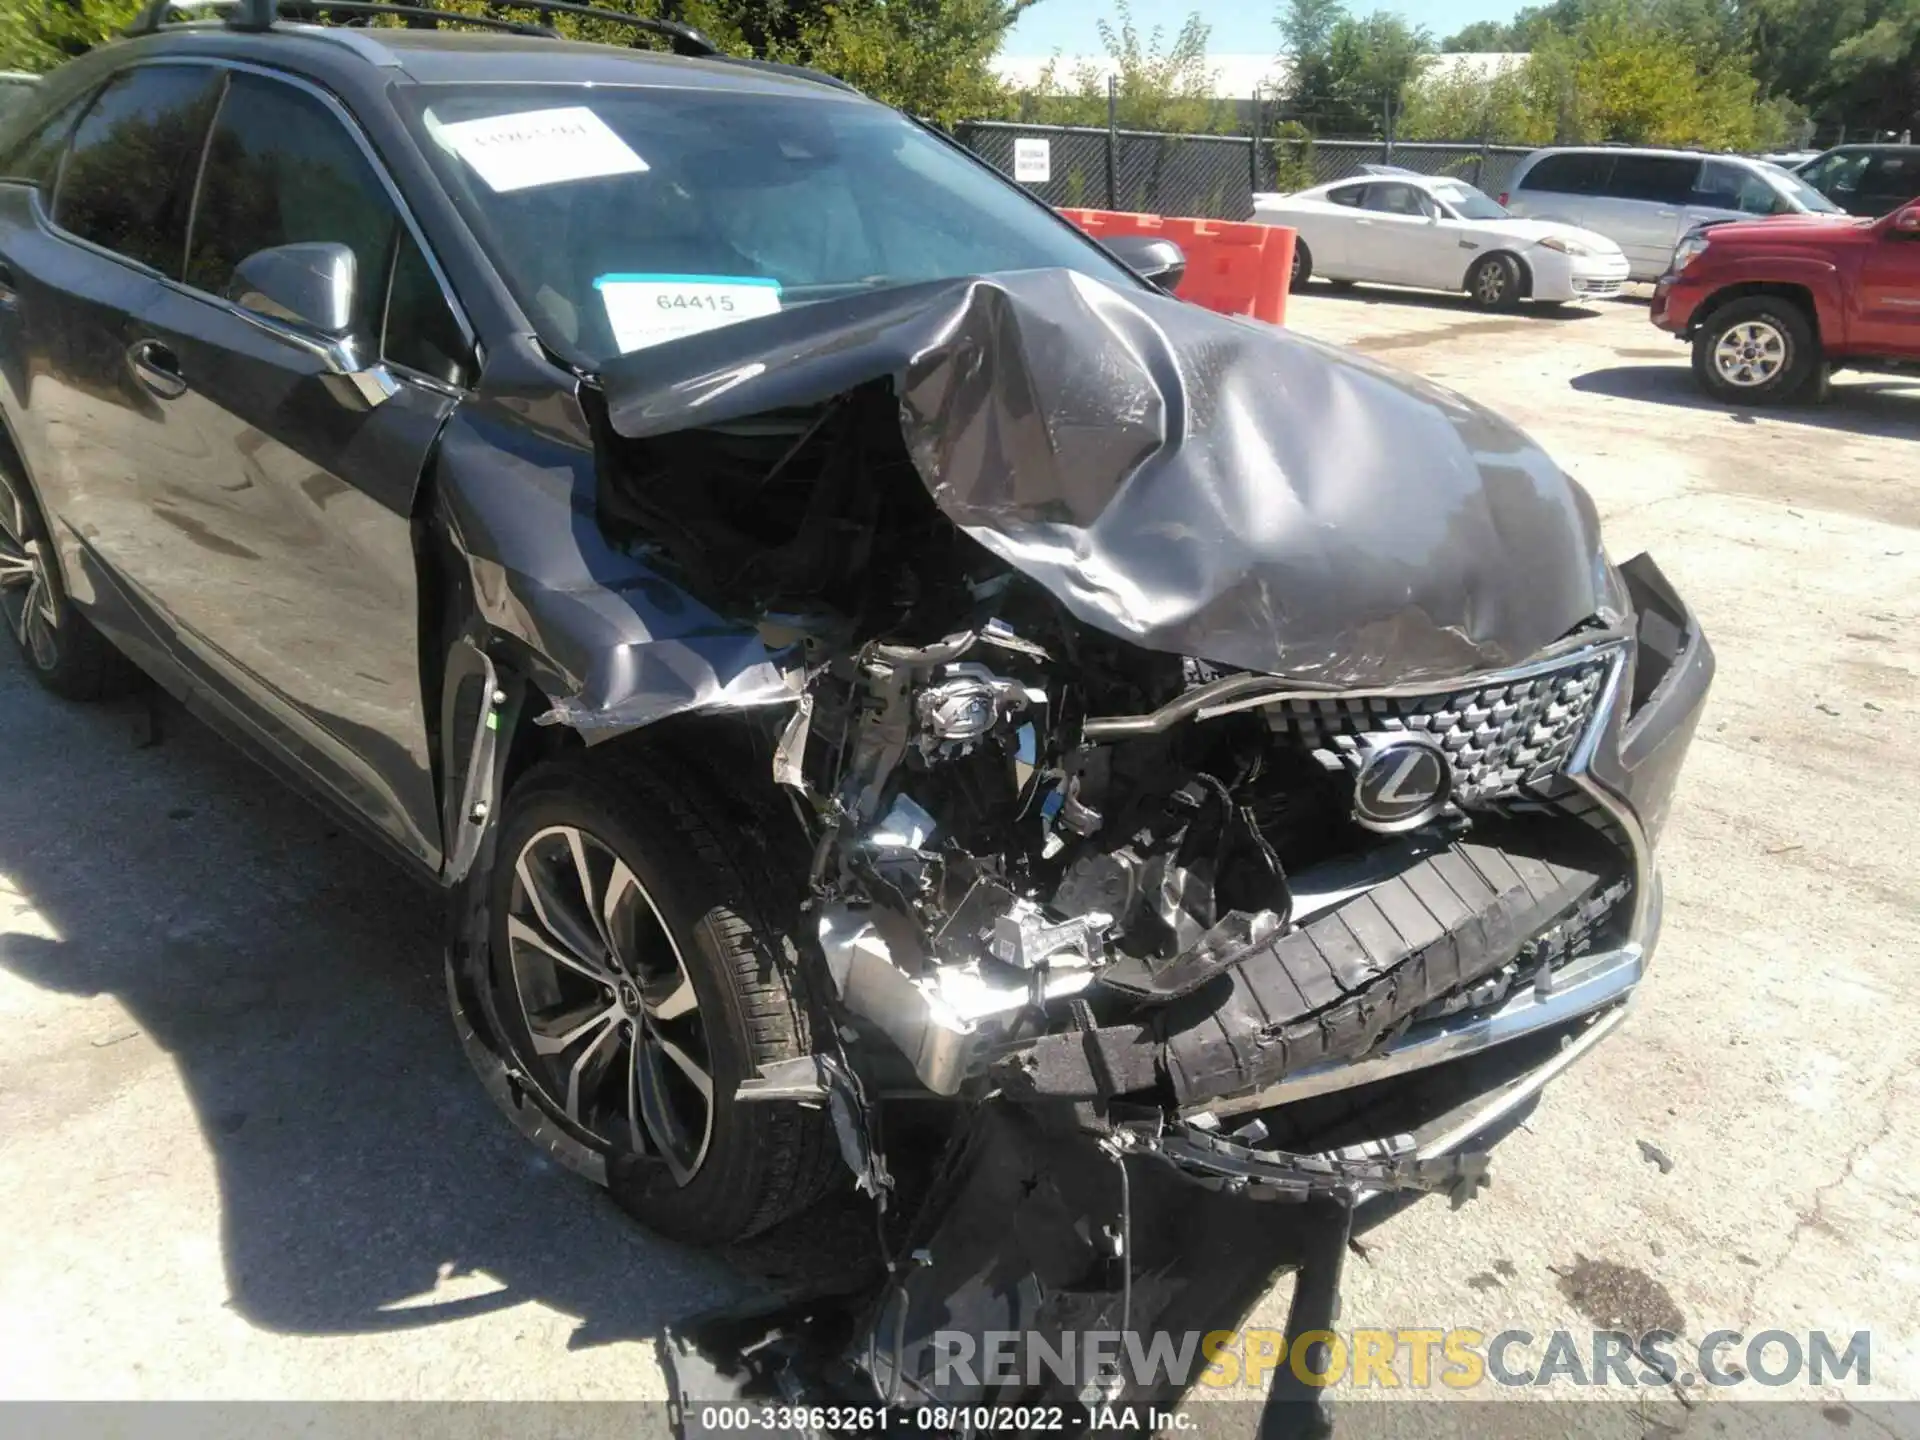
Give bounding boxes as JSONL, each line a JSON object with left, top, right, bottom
{"left": 1503, "top": 146, "right": 1846, "bottom": 281}
{"left": 1795, "top": 145, "right": 1920, "bottom": 217}
{"left": 1255, "top": 169, "right": 1629, "bottom": 310}
{"left": 1758, "top": 150, "right": 1820, "bottom": 171}
{"left": 1650, "top": 200, "right": 1920, "bottom": 403}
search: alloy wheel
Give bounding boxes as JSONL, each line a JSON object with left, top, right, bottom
{"left": 505, "top": 824, "right": 714, "bottom": 1185}
{"left": 0, "top": 472, "right": 59, "bottom": 672}
{"left": 1712, "top": 320, "right": 1788, "bottom": 388}
{"left": 1474, "top": 262, "right": 1508, "bottom": 305}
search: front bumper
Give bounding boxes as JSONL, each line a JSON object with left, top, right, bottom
{"left": 1650, "top": 270, "right": 1711, "bottom": 333}
{"left": 1569, "top": 253, "right": 1632, "bottom": 300}
{"left": 1192, "top": 551, "right": 1709, "bottom": 1132}
{"left": 992, "top": 553, "right": 1712, "bottom": 1133}
{"left": 1533, "top": 250, "right": 1632, "bottom": 302}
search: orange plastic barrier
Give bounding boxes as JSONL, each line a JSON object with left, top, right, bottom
{"left": 1059, "top": 207, "right": 1296, "bottom": 328}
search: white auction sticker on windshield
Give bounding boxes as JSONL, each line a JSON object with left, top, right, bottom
{"left": 595, "top": 274, "right": 783, "bottom": 353}
{"left": 439, "top": 106, "right": 647, "bottom": 193}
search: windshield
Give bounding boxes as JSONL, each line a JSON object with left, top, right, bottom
{"left": 404, "top": 84, "right": 1136, "bottom": 364}
{"left": 1761, "top": 162, "right": 1844, "bottom": 213}
{"left": 1430, "top": 180, "right": 1508, "bottom": 220}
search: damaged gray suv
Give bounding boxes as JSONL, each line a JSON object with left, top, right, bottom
{"left": 1, "top": 0, "right": 1712, "bottom": 1420}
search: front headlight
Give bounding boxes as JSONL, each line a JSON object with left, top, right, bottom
{"left": 1670, "top": 233, "right": 1711, "bottom": 273}
{"left": 1537, "top": 234, "right": 1592, "bottom": 256}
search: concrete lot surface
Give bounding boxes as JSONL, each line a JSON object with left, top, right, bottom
{"left": 2, "top": 286, "right": 1916, "bottom": 1424}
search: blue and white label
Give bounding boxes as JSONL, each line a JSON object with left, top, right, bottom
{"left": 594, "top": 274, "right": 783, "bottom": 353}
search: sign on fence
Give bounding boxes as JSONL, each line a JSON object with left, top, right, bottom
{"left": 1013, "top": 137, "right": 1052, "bottom": 183}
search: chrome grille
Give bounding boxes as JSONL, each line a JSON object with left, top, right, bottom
{"left": 1263, "top": 656, "right": 1609, "bottom": 806}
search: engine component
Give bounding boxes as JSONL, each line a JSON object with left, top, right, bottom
{"left": 913, "top": 663, "right": 1031, "bottom": 752}
{"left": 988, "top": 897, "right": 1112, "bottom": 970}
{"left": 818, "top": 902, "right": 1098, "bottom": 1094}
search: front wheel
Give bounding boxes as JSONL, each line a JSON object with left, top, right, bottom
{"left": 1691, "top": 297, "right": 1817, "bottom": 405}
{"left": 456, "top": 754, "right": 838, "bottom": 1245}
{"left": 1466, "top": 254, "right": 1522, "bottom": 311}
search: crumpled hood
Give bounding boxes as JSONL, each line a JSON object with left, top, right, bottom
{"left": 600, "top": 268, "right": 1615, "bottom": 688}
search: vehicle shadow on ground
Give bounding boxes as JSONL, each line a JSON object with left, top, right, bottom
{"left": 0, "top": 661, "right": 871, "bottom": 1353}
{"left": 1298, "top": 281, "right": 1604, "bottom": 320}
{"left": 1571, "top": 363, "right": 1920, "bottom": 441}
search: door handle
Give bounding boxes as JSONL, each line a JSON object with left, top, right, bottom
{"left": 127, "top": 338, "right": 187, "bottom": 399}
{"left": 1656, "top": 210, "right": 1678, "bottom": 217}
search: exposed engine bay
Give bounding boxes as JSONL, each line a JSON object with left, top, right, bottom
{"left": 469, "top": 270, "right": 1715, "bottom": 1435}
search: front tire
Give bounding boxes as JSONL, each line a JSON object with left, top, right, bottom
{"left": 1691, "top": 296, "right": 1817, "bottom": 405}
{"left": 0, "top": 467, "right": 138, "bottom": 700}
{"left": 459, "top": 754, "right": 838, "bottom": 1245}
{"left": 1467, "top": 254, "right": 1523, "bottom": 311}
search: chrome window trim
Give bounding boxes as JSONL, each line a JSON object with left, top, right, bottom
{"left": 36, "top": 54, "right": 478, "bottom": 388}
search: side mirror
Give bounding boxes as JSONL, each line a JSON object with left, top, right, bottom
{"left": 1103, "top": 233, "right": 1187, "bottom": 291}
{"left": 227, "top": 242, "right": 358, "bottom": 339}
{"left": 1893, "top": 204, "right": 1920, "bottom": 235}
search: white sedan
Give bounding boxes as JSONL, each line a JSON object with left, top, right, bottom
{"left": 1254, "top": 171, "right": 1631, "bottom": 310}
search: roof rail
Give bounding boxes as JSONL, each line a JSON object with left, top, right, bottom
{"left": 126, "top": 0, "right": 555, "bottom": 37}
{"left": 128, "top": 0, "right": 717, "bottom": 53}
{"left": 234, "top": 0, "right": 713, "bottom": 53}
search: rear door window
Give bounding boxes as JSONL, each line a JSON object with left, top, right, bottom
{"left": 53, "top": 64, "right": 225, "bottom": 276}
{"left": 1605, "top": 155, "right": 1699, "bottom": 204}
{"left": 1518, "top": 152, "right": 1610, "bottom": 195}
{"left": 1324, "top": 183, "right": 1366, "bottom": 207}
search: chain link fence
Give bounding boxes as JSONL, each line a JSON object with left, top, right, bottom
{"left": 955, "top": 121, "right": 1261, "bottom": 218}
{"left": 953, "top": 119, "right": 1535, "bottom": 220}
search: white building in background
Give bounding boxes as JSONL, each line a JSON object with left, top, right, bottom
{"left": 990, "top": 51, "right": 1527, "bottom": 101}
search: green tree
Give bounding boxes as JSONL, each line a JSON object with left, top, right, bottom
{"left": 1024, "top": 2, "right": 1226, "bottom": 132}
{"left": 1421, "top": 0, "right": 1793, "bottom": 148}
{"left": 1277, "top": 0, "right": 1342, "bottom": 55}
{"left": 1442, "top": 19, "right": 1515, "bottom": 52}
{"left": 1276, "top": 2, "right": 1432, "bottom": 136}
{"left": 1751, "top": 0, "right": 1919, "bottom": 138}
{"left": 1401, "top": 62, "right": 1552, "bottom": 143}
{"left": 0, "top": 0, "right": 1033, "bottom": 123}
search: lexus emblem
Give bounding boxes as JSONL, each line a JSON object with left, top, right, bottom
{"left": 1351, "top": 734, "right": 1452, "bottom": 833}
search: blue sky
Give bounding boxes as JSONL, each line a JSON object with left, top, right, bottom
{"left": 1004, "top": 0, "right": 1526, "bottom": 55}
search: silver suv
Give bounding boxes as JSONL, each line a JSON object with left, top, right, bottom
{"left": 1502, "top": 146, "right": 1845, "bottom": 280}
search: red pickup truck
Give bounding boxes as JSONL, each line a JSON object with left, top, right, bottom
{"left": 1650, "top": 202, "right": 1920, "bottom": 404}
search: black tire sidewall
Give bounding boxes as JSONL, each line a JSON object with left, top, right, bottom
{"left": 1290, "top": 240, "right": 1312, "bottom": 291}
{"left": 1693, "top": 299, "right": 1815, "bottom": 404}
{"left": 482, "top": 763, "right": 805, "bottom": 1244}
